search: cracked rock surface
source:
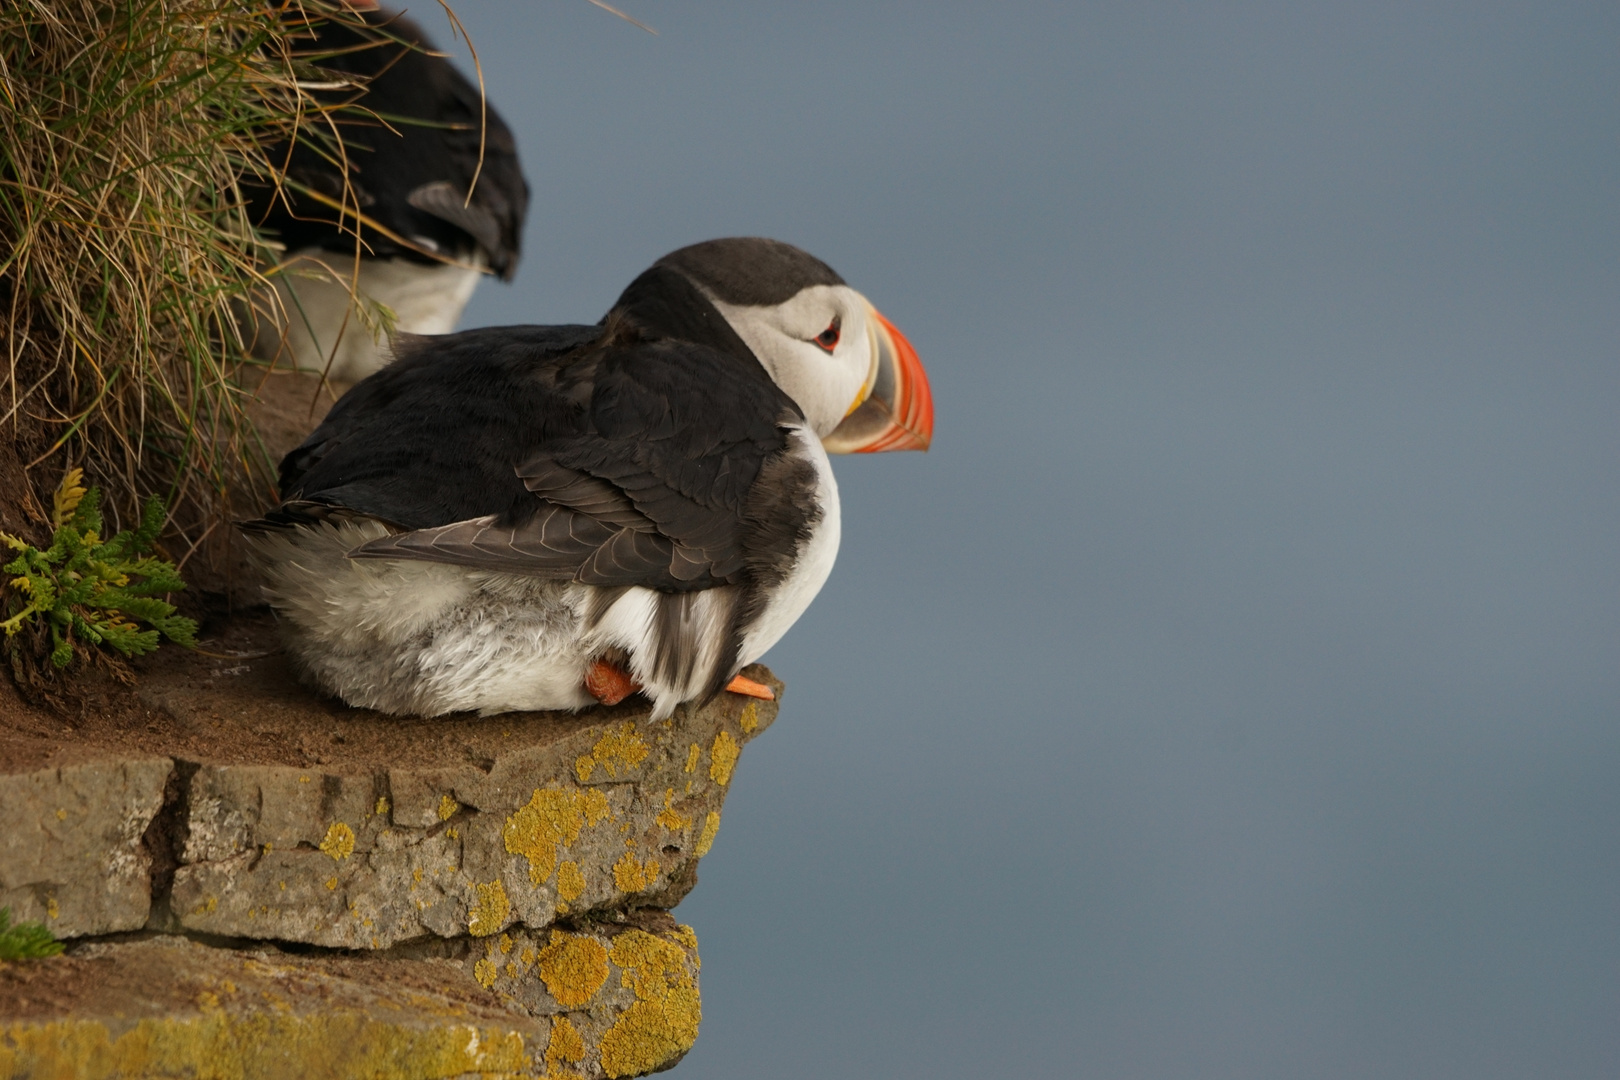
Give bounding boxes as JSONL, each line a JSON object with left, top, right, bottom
{"left": 0, "top": 614, "right": 776, "bottom": 1079}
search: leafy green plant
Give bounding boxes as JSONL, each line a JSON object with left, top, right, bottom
{"left": 1, "top": 469, "right": 198, "bottom": 669}
{"left": 0, "top": 907, "right": 64, "bottom": 961}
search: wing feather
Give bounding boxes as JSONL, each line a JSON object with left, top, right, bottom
{"left": 407, "top": 181, "right": 504, "bottom": 257}
{"left": 266, "top": 330, "right": 807, "bottom": 594}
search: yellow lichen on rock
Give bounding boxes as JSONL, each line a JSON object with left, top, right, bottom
{"left": 694, "top": 812, "right": 721, "bottom": 858}
{"left": 557, "top": 860, "right": 586, "bottom": 903}
{"left": 503, "top": 788, "right": 586, "bottom": 886}
{"left": 503, "top": 786, "right": 616, "bottom": 889}
{"left": 537, "top": 930, "right": 610, "bottom": 1008}
{"left": 583, "top": 787, "right": 612, "bottom": 826}
{"left": 708, "top": 731, "right": 739, "bottom": 786}
{"left": 612, "top": 851, "right": 660, "bottom": 893}
{"left": 683, "top": 744, "right": 701, "bottom": 773}
{"left": 437, "top": 794, "right": 459, "bottom": 821}
{"left": 584, "top": 724, "right": 651, "bottom": 780}
{"left": 739, "top": 701, "right": 760, "bottom": 734}
{"left": 598, "top": 929, "right": 702, "bottom": 1078}
{"left": 319, "top": 822, "right": 355, "bottom": 861}
{"left": 546, "top": 1015, "right": 589, "bottom": 1078}
{"left": 467, "top": 879, "right": 510, "bottom": 938}
{"left": 655, "top": 789, "right": 691, "bottom": 832}
{"left": 472, "top": 957, "right": 498, "bottom": 989}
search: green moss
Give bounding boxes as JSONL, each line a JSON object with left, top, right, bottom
{"left": 0, "top": 905, "right": 63, "bottom": 960}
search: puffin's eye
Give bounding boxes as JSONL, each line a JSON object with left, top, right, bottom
{"left": 812, "top": 317, "right": 841, "bottom": 353}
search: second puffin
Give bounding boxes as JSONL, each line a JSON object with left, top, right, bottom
{"left": 245, "top": 238, "right": 932, "bottom": 718}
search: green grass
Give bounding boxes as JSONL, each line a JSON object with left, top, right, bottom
{"left": 0, "top": 1, "right": 403, "bottom": 550}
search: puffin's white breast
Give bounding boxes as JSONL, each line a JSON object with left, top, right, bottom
{"left": 739, "top": 424, "right": 841, "bottom": 666}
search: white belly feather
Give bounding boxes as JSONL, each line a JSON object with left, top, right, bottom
{"left": 250, "top": 518, "right": 599, "bottom": 716}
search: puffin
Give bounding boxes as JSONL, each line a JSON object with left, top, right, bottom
{"left": 247, "top": 3, "right": 528, "bottom": 382}
{"left": 243, "top": 238, "right": 932, "bottom": 719}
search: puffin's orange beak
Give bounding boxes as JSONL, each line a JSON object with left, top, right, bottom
{"left": 822, "top": 306, "right": 934, "bottom": 454}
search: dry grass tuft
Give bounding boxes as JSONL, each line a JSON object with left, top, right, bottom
{"left": 0, "top": 0, "right": 385, "bottom": 562}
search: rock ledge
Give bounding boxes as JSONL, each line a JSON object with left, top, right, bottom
{"left": 0, "top": 615, "right": 777, "bottom": 1079}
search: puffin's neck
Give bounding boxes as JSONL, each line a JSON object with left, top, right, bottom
{"left": 606, "top": 265, "right": 759, "bottom": 366}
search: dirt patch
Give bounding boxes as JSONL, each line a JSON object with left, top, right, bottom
{"left": 0, "top": 610, "right": 673, "bottom": 773}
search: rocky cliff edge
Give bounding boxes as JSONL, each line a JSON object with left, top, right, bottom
{"left": 0, "top": 612, "right": 778, "bottom": 1079}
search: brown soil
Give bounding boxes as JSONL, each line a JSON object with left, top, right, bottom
{"left": 0, "top": 610, "right": 687, "bottom": 774}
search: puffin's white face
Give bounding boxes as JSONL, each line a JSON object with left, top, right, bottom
{"left": 710, "top": 284, "right": 880, "bottom": 438}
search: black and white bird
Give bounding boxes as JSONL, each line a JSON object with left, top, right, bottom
{"left": 248, "top": 3, "right": 528, "bottom": 381}
{"left": 244, "top": 238, "right": 932, "bottom": 719}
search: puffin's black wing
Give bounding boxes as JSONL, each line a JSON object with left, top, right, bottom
{"left": 251, "top": 9, "right": 528, "bottom": 278}
{"left": 268, "top": 325, "right": 816, "bottom": 593}
{"left": 274, "top": 324, "right": 596, "bottom": 524}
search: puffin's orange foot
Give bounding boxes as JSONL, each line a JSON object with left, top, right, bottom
{"left": 725, "top": 674, "right": 775, "bottom": 701}
{"left": 586, "top": 658, "right": 640, "bottom": 706}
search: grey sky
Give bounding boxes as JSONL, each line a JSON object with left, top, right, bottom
{"left": 434, "top": 2, "right": 1618, "bottom": 1076}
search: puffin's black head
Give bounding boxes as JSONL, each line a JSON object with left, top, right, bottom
{"left": 610, "top": 237, "right": 932, "bottom": 453}
{"left": 657, "top": 237, "right": 845, "bottom": 304}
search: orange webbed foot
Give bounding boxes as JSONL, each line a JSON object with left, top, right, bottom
{"left": 585, "top": 658, "right": 641, "bottom": 706}
{"left": 725, "top": 674, "right": 775, "bottom": 701}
